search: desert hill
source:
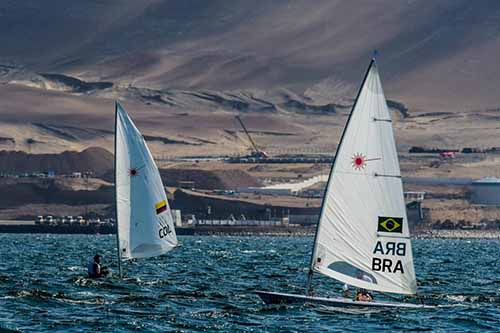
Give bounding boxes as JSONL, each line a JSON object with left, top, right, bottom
{"left": 2, "top": 1, "right": 500, "bottom": 109}
{"left": 1, "top": 1, "right": 500, "bottom": 155}
{"left": 0, "top": 147, "right": 113, "bottom": 175}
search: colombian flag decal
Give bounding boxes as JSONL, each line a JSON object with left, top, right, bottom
{"left": 155, "top": 200, "right": 167, "bottom": 215}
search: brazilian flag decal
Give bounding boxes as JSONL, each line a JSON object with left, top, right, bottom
{"left": 377, "top": 216, "right": 403, "bottom": 233}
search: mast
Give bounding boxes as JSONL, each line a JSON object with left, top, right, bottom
{"left": 305, "top": 58, "right": 376, "bottom": 295}
{"left": 114, "top": 101, "right": 123, "bottom": 279}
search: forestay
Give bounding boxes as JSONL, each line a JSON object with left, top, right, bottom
{"left": 115, "top": 102, "right": 178, "bottom": 259}
{"left": 311, "top": 60, "right": 417, "bottom": 295}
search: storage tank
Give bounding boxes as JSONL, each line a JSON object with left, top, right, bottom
{"left": 470, "top": 177, "right": 500, "bottom": 205}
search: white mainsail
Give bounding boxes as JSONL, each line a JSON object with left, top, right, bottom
{"left": 310, "top": 60, "right": 417, "bottom": 295}
{"left": 115, "top": 102, "right": 178, "bottom": 260}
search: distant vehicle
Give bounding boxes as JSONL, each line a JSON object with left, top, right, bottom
{"left": 439, "top": 151, "right": 456, "bottom": 159}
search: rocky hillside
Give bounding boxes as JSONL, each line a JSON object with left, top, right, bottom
{"left": 1, "top": 1, "right": 500, "bottom": 156}
{"left": 2, "top": 1, "right": 500, "bottom": 110}
{"left": 0, "top": 147, "right": 113, "bottom": 175}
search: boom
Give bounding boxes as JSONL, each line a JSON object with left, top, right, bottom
{"left": 235, "top": 115, "right": 261, "bottom": 154}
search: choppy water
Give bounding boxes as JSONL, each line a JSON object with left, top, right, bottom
{"left": 0, "top": 234, "right": 498, "bottom": 332}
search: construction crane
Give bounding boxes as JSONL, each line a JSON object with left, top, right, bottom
{"left": 235, "top": 115, "right": 269, "bottom": 158}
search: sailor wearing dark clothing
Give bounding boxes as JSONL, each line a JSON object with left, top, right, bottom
{"left": 88, "top": 254, "right": 108, "bottom": 278}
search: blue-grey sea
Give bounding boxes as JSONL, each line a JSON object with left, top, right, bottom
{"left": 0, "top": 234, "right": 498, "bottom": 332}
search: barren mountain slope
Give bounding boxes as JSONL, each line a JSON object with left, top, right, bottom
{"left": 1, "top": 1, "right": 500, "bottom": 155}
{"left": 2, "top": 1, "right": 500, "bottom": 109}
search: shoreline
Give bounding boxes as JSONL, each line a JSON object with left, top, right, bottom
{"left": 413, "top": 229, "right": 500, "bottom": 239}
{"left": 0, "top": 223, "right": 499, "bottom": 238}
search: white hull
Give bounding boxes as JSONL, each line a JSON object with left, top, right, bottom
{"left": 256, "top": 291, "right": 434, "bottom": 309}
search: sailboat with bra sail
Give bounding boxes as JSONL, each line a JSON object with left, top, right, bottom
{"left": 114, "top": 101, "right": 178, "bottom": 278}
{"left": 256, "top": 58, "right": 433, "bottom": 308}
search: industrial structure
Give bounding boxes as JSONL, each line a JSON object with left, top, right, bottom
{"left": 470, "top": 177, "right": 500, "bottom": 205}
{"left": 235, "top": 115, "right": 269, "bottom": 159}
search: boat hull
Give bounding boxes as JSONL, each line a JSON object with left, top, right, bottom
{"left": 256, "top": 291, "right": 434, "bottom": 309}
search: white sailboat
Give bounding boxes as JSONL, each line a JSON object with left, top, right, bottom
{"left": 114, "top": 101, "right": 178, "bottom": 277}
{"left": 257, "top": 59, "right": 431, "bottom": 308}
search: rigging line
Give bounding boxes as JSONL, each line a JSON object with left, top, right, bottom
{"left": 374, "top": 173, "right": 401, "bottom": 178}
{"left": 334, "top": 170, "right": 401, "bottom": 178}
{"left": 373, "top": 118, "right": 392, "bottom": 122}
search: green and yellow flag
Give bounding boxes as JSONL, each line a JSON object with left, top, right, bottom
{"left": 377, "top": 216, "right": 403, "bottom": 233}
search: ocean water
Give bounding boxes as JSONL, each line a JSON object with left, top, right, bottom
{"left": 0, "top": 234, "right": 498, "bottom": 332}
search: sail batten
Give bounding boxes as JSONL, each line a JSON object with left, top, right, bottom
{"left": 310, "top": 61, "right": 417, "bottom": 295}
{"left": 115, "top": 102, "right": 177, "bottom": 261}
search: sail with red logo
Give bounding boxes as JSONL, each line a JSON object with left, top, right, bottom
{"left": 114, "top": 102, "right": 177, "bottom": 273}
{"left": 308, "top": 59, "right": 416, "bottom": 295}
{"left": 256, "top": 58, "right": 430, "bottom": 308}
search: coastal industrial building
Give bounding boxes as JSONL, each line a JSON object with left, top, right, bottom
{"left": 470, "top": 177, "right": 500, "bottom": 205}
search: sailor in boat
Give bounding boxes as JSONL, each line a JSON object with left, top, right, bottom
{"left": 88, "top": 254, "right": 109, "bottom": 278}
{"left": 354, "top": 272, "right": 374, "bottom": 302}
{"left": 355, "top": 289, "right": 373, "bottom": 302}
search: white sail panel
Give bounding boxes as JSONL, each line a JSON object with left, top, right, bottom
{"left": 312, "top": 61, "right": 417, "bottom": 295}
{"left": 115, "top": 102, "right": 178, "bottom": 259}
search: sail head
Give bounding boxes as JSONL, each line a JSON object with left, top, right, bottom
{"left": 115, "top": 102, "right": 178, "bottom": 260}
{"left": 311, "top": 61, "right": 417, "bottom": 295}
